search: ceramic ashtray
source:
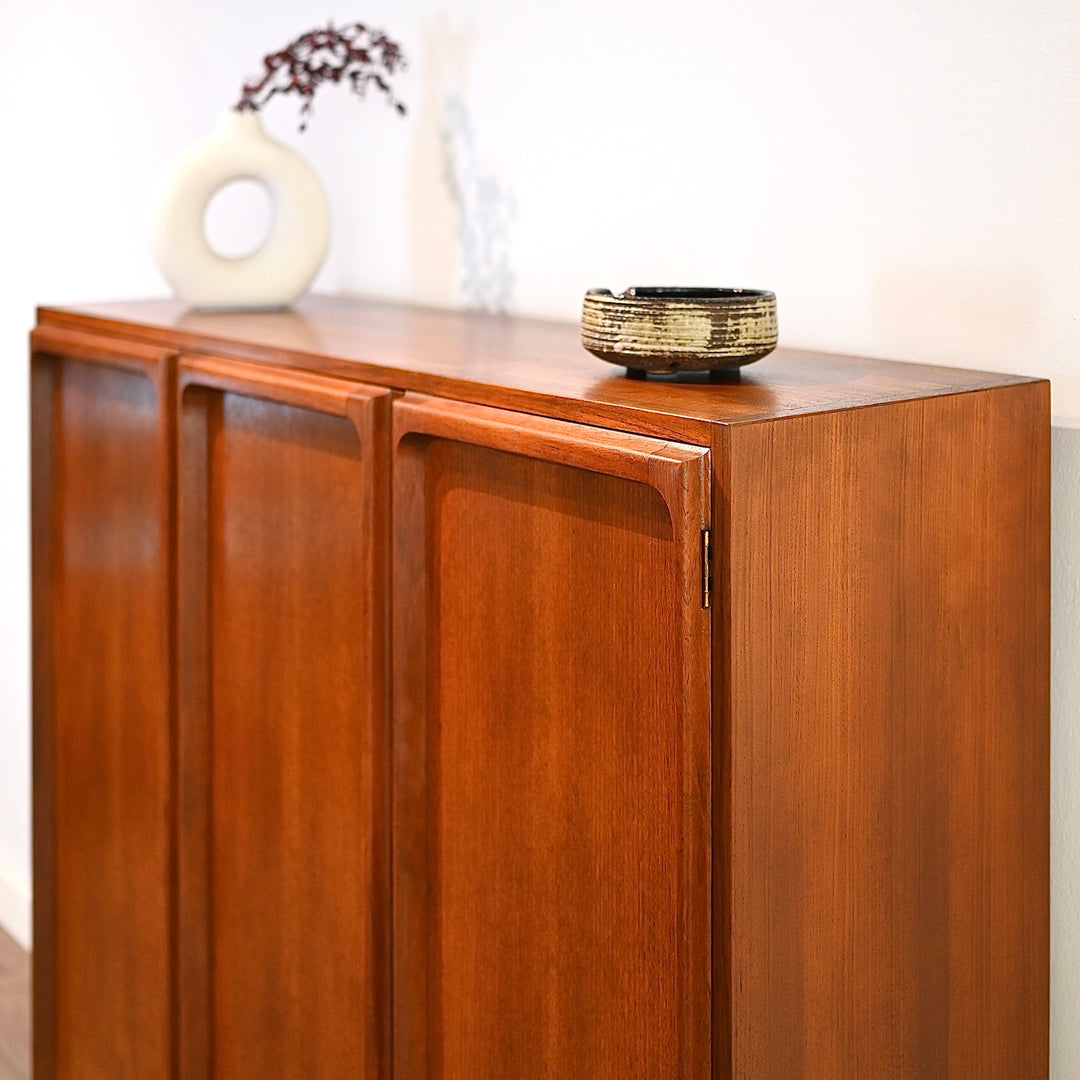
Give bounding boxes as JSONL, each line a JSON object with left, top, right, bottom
{"left": 581, "top": 286, "right": 778, "bottom": 375}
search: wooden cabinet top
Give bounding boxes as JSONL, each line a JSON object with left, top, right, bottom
{"left": 36, "top": 295, "right": 1039, "bottom": 442}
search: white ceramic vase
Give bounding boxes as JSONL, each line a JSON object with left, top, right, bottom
{"left": 149, "top": 109, "right": 330, "bottom": 310}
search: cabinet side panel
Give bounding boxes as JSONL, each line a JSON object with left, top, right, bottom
{"left": 194, "top": 393, "right": 389, "bottom": 1080}
{"left": 36, "top": 358, "right": 173, "bottom": 1080}
{"left": 725, "top": 384, "right": 1050, "bottom": 1079}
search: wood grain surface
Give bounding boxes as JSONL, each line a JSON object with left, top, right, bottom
{"left": 177, "top": 359, "right": 391, "bottom": 1080}
{"left": 719, "top": 382, "right": 1050, "bottom": 1079}
{"left": 392, "top": 396, "right": 712, "bottom": 1080}
{"left": 38, "top": 296, "right": 1036, "bottom": 443}
{"left": 30, "top": 300, "right": 1050, "bottom": 1080}
{"left": 31, "top": 337, "right": 177, "bottom": 1080}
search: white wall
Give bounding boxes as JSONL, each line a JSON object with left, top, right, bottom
{"left": 1, "top": 0, "right": 1077, "bottom": 1071}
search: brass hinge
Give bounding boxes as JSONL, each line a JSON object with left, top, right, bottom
{"left": 701, "top": 527, "right": 712, "bottom": 609}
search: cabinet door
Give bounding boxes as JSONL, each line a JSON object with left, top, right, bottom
{"left": 177, "top": 357, "right": 391, "bottom": 1080}
{"left": 31, "top": 327, "right": 176, "bottom": 1080}
{"left": 392, "top": 395, "right": 712, "bottom": 1080}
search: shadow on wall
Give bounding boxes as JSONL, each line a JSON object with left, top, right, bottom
{"left": 872, "top": 264, "right": 1044, "bottom": 367}
{"left": 1051, "top": 426, "right": 1080, "bottom": 1078}
{"left": 404, "top": 13, "right": 515, "bottom": 313}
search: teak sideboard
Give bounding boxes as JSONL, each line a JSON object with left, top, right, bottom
{"left": 30, "top": 296, "right": 1050, "bottom": 1080}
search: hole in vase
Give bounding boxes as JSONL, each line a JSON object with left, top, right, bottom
{"left": 204, "top": 178, "right": 274, "bottom": 259}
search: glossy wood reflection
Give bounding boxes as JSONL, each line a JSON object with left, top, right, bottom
{"left": 40, "top": 296, "right": 1036, "bottom": 444}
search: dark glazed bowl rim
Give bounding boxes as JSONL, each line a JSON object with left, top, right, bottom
{"left": 587, "top": 287, "right": 775, "bottom": 302}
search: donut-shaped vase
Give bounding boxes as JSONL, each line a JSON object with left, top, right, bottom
{"left": 149, "top": 110, "right": 330, "bottom": 310}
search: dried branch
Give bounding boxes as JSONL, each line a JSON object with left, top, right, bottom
{"left": 236, "top": 22, "right": 407, "bottom": 131}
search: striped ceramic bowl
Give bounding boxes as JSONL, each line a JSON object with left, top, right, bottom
{"left": 581, "top": 287, "right": 778, "bottom": 375}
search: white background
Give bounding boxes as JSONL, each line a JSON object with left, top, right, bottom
{"left": 1, "top": 0, "right": 1077, "bottom": 1072}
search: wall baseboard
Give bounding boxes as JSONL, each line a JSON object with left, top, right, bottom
{"left": 0, "top": 856, "right": 31, "bottom": 951}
